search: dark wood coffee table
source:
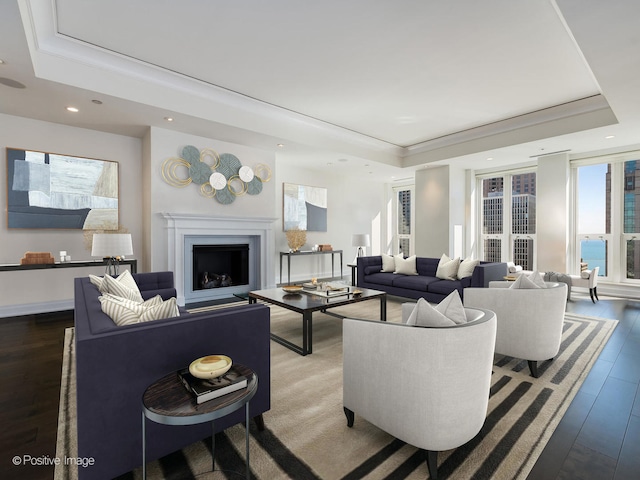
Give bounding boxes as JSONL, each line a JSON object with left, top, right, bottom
{"left": 248, "top": 287, "right": 386, "bottom": 356}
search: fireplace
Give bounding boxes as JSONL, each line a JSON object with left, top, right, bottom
{"left": 193, "top": 244, "right": 250, "bottom": 291}
{"left": 162, "top": 214, "right": 277, "bottom": 305}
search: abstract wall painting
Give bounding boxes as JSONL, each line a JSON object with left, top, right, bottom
{"left": 283, "top": 182, "right": 327, "bottom": 231}
{"left": 6, "top": 148, "right": 119, "bottom": 230}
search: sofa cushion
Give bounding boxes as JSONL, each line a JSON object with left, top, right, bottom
{"left": 381, "top": 253, "right": 395, "bottom": 272}
{"left": 363, "top": 272, "right": 396, "bottom": 286}
{"left": 436, "top": 254, "right": 460, "bottom": 280}
{"left": 391, "top": 274, "right": 439, "bottom": 292}
{"left": 394, "top": 254, "right": 418, "bottom": 275}
{"left": 405, "top": 298, "right": 456, "bottom": 327}
{"left": 427, "top": 279, "right": 463, "bottom": 296}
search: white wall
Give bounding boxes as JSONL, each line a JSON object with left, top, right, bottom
{"left": 414, "top": 166, "right": 450, "bottom": 257}
{"left": 537, "top": 153, "right": 571, "bottom": 272}
{"left": 0, "top": 113, "right": 142, "bottom": 315}
{"left": 274, "top": 160, "right": 388, "bottom": 283}
{"left": 146, "top": 127, "right": 277, "bottom": 272}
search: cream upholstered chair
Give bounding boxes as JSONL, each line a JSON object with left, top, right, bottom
{"left": 570, "top": 266, "right": 599, "bottom": 303}
{"left": 342, "top": 307, "right": 496, "bottom": 479}
{"left": 464, "top": 281, "right": 567, "bottom": 377}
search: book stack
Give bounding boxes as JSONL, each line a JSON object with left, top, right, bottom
{"left": 20, "top": 251, "right": 55, "bottom": 265}
{"left": 178, "top": 364, "right": 249, "bottom": 404}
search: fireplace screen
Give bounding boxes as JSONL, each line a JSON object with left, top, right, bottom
{"left": 192, "top": 244, "right": 250, "bottom": 291}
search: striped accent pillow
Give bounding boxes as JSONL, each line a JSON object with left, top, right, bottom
{"left": 99, "top": 294, "right": 180, "bottom": 326}
{"left": 101, "top": 273, "right": 144, "bottom": 303}
{"left": 99, "top": 295, "right": 146, "bottom": 326}
{"left": 140, "top": 297, "right": 180, "bottom": 323}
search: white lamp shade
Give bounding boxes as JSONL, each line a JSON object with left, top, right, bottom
{"left": 91, "top": 233, "right": 133, "bottom": 257}
{"left": 351, "top": 233, "right": 371, "bottom": 247}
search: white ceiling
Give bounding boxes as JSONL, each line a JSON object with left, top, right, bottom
{"left": 1, "top": 0, "right": 640, "bottom": 179}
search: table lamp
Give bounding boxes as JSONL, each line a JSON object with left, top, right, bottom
{"left": 91, "top": 233, "right": 133, "bottom": 276}
{"left": 352, "top": 233, "right": 371, "bottom": 263}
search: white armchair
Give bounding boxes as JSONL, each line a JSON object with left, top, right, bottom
{"left": 464, "top": 281, "right": 567, "bottom": 377}
{"left": 569, "top": 266, "right": 599, "bottom": 303}
{"left": 343, "top": 307, "right": 496, "bottom": 479}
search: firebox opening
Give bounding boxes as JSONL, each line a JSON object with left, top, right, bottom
{"left": 193, "top": 244, "right": 250, "bottom": 291}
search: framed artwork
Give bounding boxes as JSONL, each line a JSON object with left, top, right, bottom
{"left": 283, "top": 182, "right": 327, "bottom": 231}
{"left": 6, "top": 148, "right": 119, "bottom": 229}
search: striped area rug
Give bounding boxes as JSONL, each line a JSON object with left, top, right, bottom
{"left": 55, "top": 299, "right": 616, "bottom": 480}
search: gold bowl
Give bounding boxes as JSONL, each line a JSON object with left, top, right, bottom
{"left": 189, "top": 355, "right": 232, "bottom": 379}
{"left": 282, "top": 285, "right": 303, "bottom": 293}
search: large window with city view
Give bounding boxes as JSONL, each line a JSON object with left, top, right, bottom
{"left": 480, "top": 171, "right": 536, "bottom": 269}
{"left": 394, "top": 186, "right": 413, "bottom": 256}
{"left": 576, "top": 159, "right": 640, "bottom": 281}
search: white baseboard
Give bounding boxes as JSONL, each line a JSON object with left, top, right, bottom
{"left": 0, "top": 299, "right": 74, "bottom": 318}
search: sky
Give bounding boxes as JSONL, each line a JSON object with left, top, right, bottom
{"left": 577, "top": 163, "right": 607, "bottom": 233}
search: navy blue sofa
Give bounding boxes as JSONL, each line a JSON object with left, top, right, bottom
{"left": 74, "top": 271, "right": 271, "bottom": 480}
{"left": 357, "top": 256, "right": 507, "bottom": 303}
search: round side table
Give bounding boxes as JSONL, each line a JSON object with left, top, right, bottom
{"left": 141, "top": 364, "right": 257, "bottom": 479}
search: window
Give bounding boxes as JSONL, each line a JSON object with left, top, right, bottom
{"left": 573, "top": 158, "right": 640, "bottom": 282}
{"left": 479, "top": 171, "right": 536, "bottom": 269}
{"left": 393, "top": 186, "right": 414, "bottom": 256}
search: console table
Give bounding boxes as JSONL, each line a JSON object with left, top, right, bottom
{"left": 280, "top": 250, "right": 342, "bottom": 285}
{"left": 0, "top": 258, "right": 137, "bottom": 273}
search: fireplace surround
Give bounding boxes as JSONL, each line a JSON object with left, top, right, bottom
{"left": 162, "top": 213, "right": 277, "bottom": 305}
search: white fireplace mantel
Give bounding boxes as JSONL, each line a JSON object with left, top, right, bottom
{"left": 161, "top": 213, "right": 277, "bottom": 305}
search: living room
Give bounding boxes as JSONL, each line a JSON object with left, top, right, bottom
{"left": 2, "top": 1, "right": 640, "bottom": 479}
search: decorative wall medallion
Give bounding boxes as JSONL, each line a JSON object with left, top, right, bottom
{"left": 161, "top": 145, "right": 272, "bottom": 204}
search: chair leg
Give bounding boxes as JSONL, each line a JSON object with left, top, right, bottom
{"left": 344, "top": 407, "right": 354, "bottom": 427}
{"left": 527, "top": 360, "right": 539, "bottom": 378}
{"left": 589, "top": 288, "right": 596, "bottom": 303}
{"left": 594, "top": 287, "right": 599, "bottom": 301}
{"left": 424, "top": 450, "right": 438, "bottom": 479}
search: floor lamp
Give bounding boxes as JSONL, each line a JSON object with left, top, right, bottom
{"left": 91, "top": 233, "right": 133, "bottom": 276}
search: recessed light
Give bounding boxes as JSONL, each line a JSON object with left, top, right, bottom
{"left": 0, "top": 59, "right": 5, "bottom": 65}
{"left": 487, "top": 157, "right": 494, "bottom": 161}
{"left": 327, "top": 162, "right": 333, "bottom": 166}
{"left": 605, "top": 135, "right": 615, "bottom": 139}
{"left": 338, "top": 158, "right": 348, "bottom": 162}
{"left": 164, "top": 116, "right": 174, "bottom": 122}
{"left": 91, "top": 99, "right": 103, "bottom": 105}
{"left": 277, "top": 143, "right": 284, "bottom": 148}
{"left": 66, "top": 106, "right": 79, "bottom": 113}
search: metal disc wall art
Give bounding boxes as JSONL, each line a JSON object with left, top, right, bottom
{"left": 161, "top": 145, "right": 272, "bottom": 204}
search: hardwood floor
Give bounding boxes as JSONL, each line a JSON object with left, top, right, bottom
{"left": 527, "top": 292, "right": 640, "bottom": 480}
{"left": 0, "top": 311, "right": 73, "bottom": 480}
{"left": 0, "top": 293, "right": 637, "bottom": 479}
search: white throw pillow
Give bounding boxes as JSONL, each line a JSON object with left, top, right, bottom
{"left": 436, "top": 254, "right": 460, "bottom": 280}
{"left": 394, "top": 254, "right": 418, "bottom": 275}
{"left": 509, "top": 274, "right": 541, "bottom": 289}
{"left": 381, "top": 253, "right": 395, "bottom": 272}
{"left": 581, "top": 269, "right": 592, "bottom": 279}
{"left": 435, "top": 290, "right": 467, "bottom": 325}
{"left": 457, "top": 258, "right": 480, "bottom": 279}
{"left": 405, "top": 298, "right": 456, "bottom": 327}
{"left": 528, "top": 271, "right": 547, "bottom": 288}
